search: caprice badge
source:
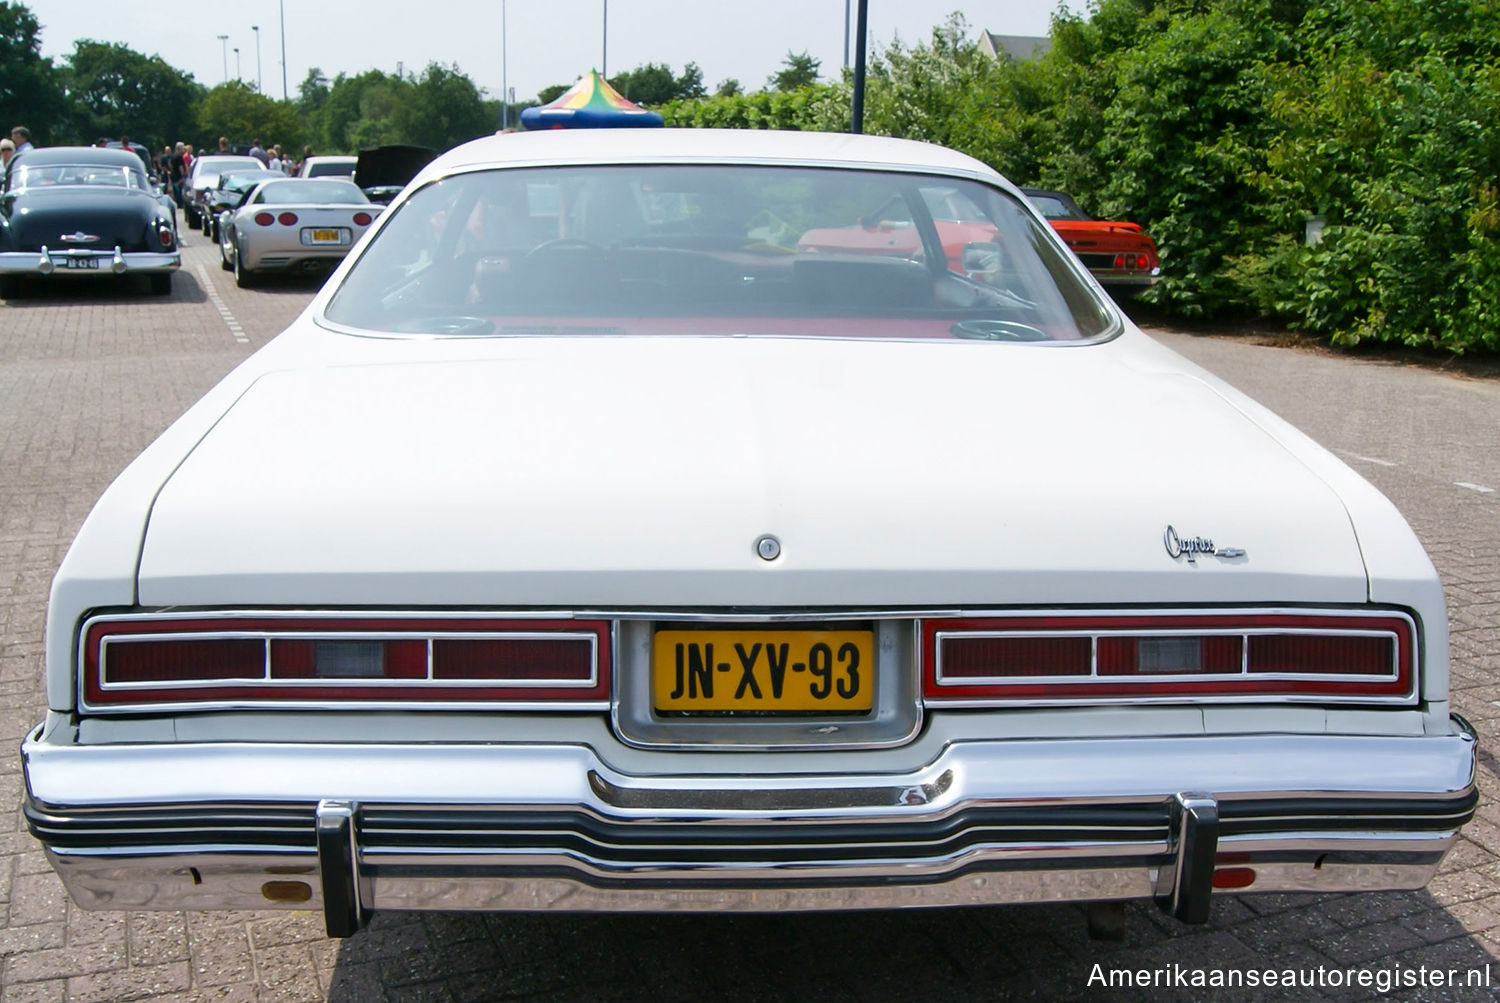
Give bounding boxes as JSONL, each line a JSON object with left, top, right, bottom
{"left": 1164, "top": 525, "right": 1246, "bottom": 564}
{"left": 60, "top": 231, "right": 100, "bottom": 244}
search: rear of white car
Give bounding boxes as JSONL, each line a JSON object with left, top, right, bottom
{"left": 21, "top": 130, "right": 1477, "bottom": 938}
{"left": 222, "top": 178, "right": 382, "bottom": 284}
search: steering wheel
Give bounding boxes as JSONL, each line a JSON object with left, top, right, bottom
{"left": 526, "top": 238, "right": 605, "bottom": 256}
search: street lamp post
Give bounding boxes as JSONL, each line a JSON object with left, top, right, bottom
{"left": 252, "top": 25, "right": 262, "bottom": 92}
{"left": 217, "top": 35, "right": 229, "bottom": 83}
{"left": 602, "top": 0, "right": 607, "bottom": 78}
{"left": 501, "top": 0, "right": 508, "bottom": 130}
{"left": 234, "top": 47, "right": 241, "bottom": 82}
{"left": 279, "top": 0, "right": 288, "bottom": 100}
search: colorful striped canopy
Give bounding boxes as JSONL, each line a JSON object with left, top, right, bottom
{"left": 520, "top": 70, "right": 665, "bottom": 130}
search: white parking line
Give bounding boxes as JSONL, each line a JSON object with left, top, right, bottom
{"left": 1346, "top": 453, "right": 1398, "bottom": 467}
{"left": 1455, "top": 482, "right": 1495, "bottom": 494}
{"left": 196, "top": 263, "right": 249, "bottom": 344}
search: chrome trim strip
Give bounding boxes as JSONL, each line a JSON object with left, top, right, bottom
{"left": 23, "top": 732, "right": 1477, "bottom": 819}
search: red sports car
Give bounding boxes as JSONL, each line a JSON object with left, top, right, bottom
{"left": 1023, "top": 188, "right": 1160, "bottom": 291}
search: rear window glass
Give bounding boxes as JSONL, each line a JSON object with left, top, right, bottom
{"left": 255, "top": 180, "right": 368, "bottom": 205}
{"left": 324, "top": 165, "right": 1113, "bottom": 342}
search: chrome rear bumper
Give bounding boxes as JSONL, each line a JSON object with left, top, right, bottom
{"left": 0, "top": 247, "right": 179, "bottom": 276}
{"left": 22, "top": 727, "right": 1477, "bottom": 937}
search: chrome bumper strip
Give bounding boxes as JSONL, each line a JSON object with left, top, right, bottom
{"left": 23, "top": 727, "right": 1477, "bottom": 937}
{"left": 0, "top": 249, "right": 180, "bottom": 275}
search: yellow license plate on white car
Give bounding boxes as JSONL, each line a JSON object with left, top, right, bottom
{"left": 309, "top": 229, "right": 342, "bottom": 244}
{"left": 653, "top": 629, "right": 874, "bottom": 713}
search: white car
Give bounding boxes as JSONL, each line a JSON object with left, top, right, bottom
{"left": 181, "top": 154, "right": 263, "bottom": 230}
{"left": 218, "top": 178, "right": 382, "bottom": 287}
{"left": 22, "top": 129, "right": 1477, "bottom": 939}
{"left": 297, "top": 155, "right": 358, "bottom": 179}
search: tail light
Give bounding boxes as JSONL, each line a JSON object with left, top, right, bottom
{"left": 277, "top": 212, "right": 299, "bottom": 226}
{"left": 82, "top": 615, "right": 610, "bottom": 710}
{"left": 352, "top": 212, "right": 373, "bottom": 226}
{"left": 254, "top": 212, "right": 275, "bottom": 226}
{"left": 157, "top": 226, "right": 175, "bottom": 248}
{"left": 924, "top": 611, "right": 1415, "bottom": 705}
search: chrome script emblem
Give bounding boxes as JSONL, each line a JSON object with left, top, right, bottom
{"left": 60, "top": 231, "right": 100, "bottom": 244}
{"left": 1164, "top": 525, "right": 1246, "bottom": 564}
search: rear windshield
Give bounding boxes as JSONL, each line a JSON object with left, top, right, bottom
{"left": 324, "top": 165, "right": 1114, "bottom": 341}
{"left": 306, "top": 160, "right": 356, "bottom": 177}
{"left": 255, "top": 180, "right": 368, "bottom": 205}
{"left": 13, "top": 165, "right": 144, "bottom": 190}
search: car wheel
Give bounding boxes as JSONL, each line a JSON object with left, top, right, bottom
{"left": 207, "top": 218, "right": 218, "bottom": 242}
{"left": 234, "top": 247, "right": 255, "bottom": 288}
{"left": 220, "top": 237, "right": 233, "bottom": 271}
{"left": 148, "top": 273, "right": 172, "bottom": 296}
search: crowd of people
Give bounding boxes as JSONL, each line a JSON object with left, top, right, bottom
{"left": 2, "top": 126, "right": 315, "bottom": 210}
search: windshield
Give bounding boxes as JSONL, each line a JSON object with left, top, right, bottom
{"left": 324, "top": 165, "right": 1113, "bottom": 342}
{"left": 255, "top": 180, "right": 368, "bottom": 205}
{"left": 306, "top": 160, "right": 356, "bottom": 178}
{"left": 13, "top": 165, "right": 143, "bottom": 191}
{"left": 1025, "top": 194, "right": 1087, "bottom": 221}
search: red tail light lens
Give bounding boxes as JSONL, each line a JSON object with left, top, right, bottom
{"left": 352, "top": 212, "right": 373, "bottom": 226}
{"left": 83, "top": 616, "right": 610, "bottom": 710}
{"left": 277, "top": 211, "right": 299, "bottom": 226}
{"left": 254, "top": 212, "right": 275, "bottom": 226}
{"left": 924, "top": 612, "right": 1414, "bottom": 704}
{"left": 157, "top": 227, "right": 175, "bottom": 248}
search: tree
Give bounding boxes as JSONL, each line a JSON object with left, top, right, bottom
{"left": 0, "top": 2, "right": 67, "bottom": 145}
{"left": 769, "top": 50, "right": 820, "bottom": 91}
{"left": 63, "top": 40, "right": 202, "bottom": 149}
{"left": 392, "top": 63, "right": 493, "bottom": 151}
{"left": 608, "top": 62, "right": 705, "bottom": 105}
{"left": 536, "top": 83, "right": 569, "bottom": 105}
{"left": 196, "top": 81, "right": 303, "bottom": 154}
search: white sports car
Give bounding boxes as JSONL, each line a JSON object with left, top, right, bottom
{"left": 22, "top": 129, "right": 1477, "bottom": 939}
{"left": 218, "top": 177, "right": 382, "bottom": 287}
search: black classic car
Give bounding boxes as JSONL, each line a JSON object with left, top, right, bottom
{"left": 0, "top": 147, "right": 180, "bottom": 297}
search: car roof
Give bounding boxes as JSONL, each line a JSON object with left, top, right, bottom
{"left": 305, "top": 156, "right": 357, "bottom": 164}
{"left": 421, "top": 129, "right": 1004, "bottom": 184}
{"left": 13, "top": 146, "right": 144, "bottom": 169}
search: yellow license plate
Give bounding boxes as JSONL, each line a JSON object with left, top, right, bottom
{"left": 653, "top": 629, "right": 874, "bottom": 713}
{"left": 311, "top": 229, "right": 341, "bottom": 243}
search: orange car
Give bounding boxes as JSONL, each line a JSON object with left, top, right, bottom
{"left": 1022, "top": 188, "right": 1160, "bottom": 291}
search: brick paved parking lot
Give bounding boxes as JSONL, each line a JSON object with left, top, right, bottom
{"left": 0, "top": 237, "right": 1496, "bottom": 1001}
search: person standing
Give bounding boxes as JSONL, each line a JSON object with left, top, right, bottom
{"left": 249, "top": 138, "right": 268, "bottom": 167}
{"left": 267, "top": 144, "right": 284, "bottom": 173}
{"left": 0, "top": 139, "right": 15, "bottom": 171}
{"left": 168, "top": 142, "right": 187, "bottom": 206}
{"left": 11, "top": 126, "right": 34, "bottom": 154}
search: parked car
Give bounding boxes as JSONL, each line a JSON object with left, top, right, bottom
{"left": 201, "top": 169, "right": 278, "bottom": 241}
{"left": 0, "top": 146, "right": 179, "bottom": 297}
{"left": 1022, "top": 188, "right": 1160, "bottom": 291}
{"left": 353, "top": 144, "right": 436, "bottom": 204}
{"left": 22, "top": 129, "right": 1476, "bottom": 940}
{"left": 182, "top": 154, "right": 262, "bottom": 230}
{"left": 297, "top": 155, "right": 357, "bottom": 179}
{"left": 218, "top": 177, "right": 381, "bottom": 287}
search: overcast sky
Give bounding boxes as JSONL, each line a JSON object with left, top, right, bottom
{"left": 24, "top": 1, "right": 1081, "bottom": 105}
